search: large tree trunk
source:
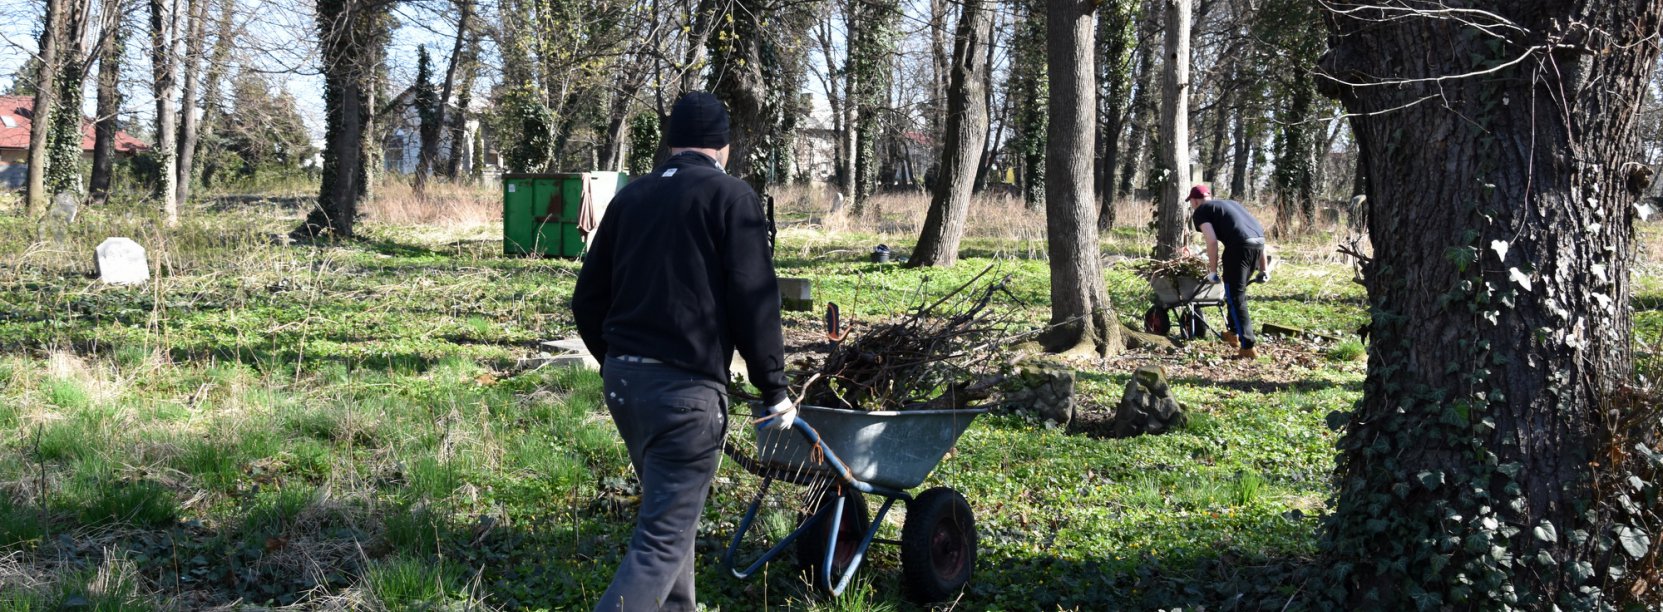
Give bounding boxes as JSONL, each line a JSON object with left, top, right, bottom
{"left": 1152, "top": 0, "right": 1189, "bottom": 260}
{"left": 295, "top": 0, "right": 381, "bottom": 239}
{"left": 45, "top": 0, "right": 92, "bottom": 198}
{"left": 150, "top": 0, "right": 181, "bottom": 226}
{"left": 1318, "top": 2, "right": 1663, "bottom": 607}
{"left": 174, "top": 0, "right": 206, "bottom": 205}
{"left": 25, "top": 0, "right": 68, "bottom": 216}
{"left": 1040, "top": 0, "right": 1119, "bottom": 358}
{"left": 89, "top": 0, "right": 125, "bottom": 205}
{"left": 908, "top": 0, "right": 990, "bottom": 268}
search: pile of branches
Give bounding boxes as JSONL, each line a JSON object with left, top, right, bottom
{"left": 796, "top": 266, "right": 1022, "bottom": 411}
{"left": 1131, "top": 252, "right": 1208, "bottom": 279}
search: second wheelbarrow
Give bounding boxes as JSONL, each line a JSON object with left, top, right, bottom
{"left": 722, "top": 404, "right": 985, "bottom": 603}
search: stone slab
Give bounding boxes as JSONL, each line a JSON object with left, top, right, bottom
{"left": 95, "top": 237, "right": 149, "bottom": 285}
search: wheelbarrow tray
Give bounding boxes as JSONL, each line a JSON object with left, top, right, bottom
{"left": 753, "top": 405, "right": 985, "bottom": 491}
{"left": 1151, "top": 274, "right": 1225, "bottom": 306}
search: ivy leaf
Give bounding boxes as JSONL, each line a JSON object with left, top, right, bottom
{"left": 1325, "top": 410, "right": 1351, "bottom": 432}
{"left": 1489, "top": 240, "right": 1510, "bottom": 262}
{"left": 1508, "top": 267, "right": 1532, "bottom": 292}
{"left": 1568, "top": 560, "right": 1595, "bottom": 584}
{"left": 1618, "top": 525, "right": 1651, "bottom": 559}
{"left": 1638, "top": 201, "right": 1656, "bottom": 222}
{"left": 1416, "top": 470, "right": 1444, "bottom": 490}
{"left": 1533, "top": 520, "right": 1558, "bottom": 543}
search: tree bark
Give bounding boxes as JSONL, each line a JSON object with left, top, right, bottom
{"left": 908, "top": 0, "right": 990, "bottom": 268}
{"left": 24, "top": 0, "right": 68, "bottom": 216}
{"left": 150, "top": 0, "right": 181, "bottom": 226}
{"left": 1318, "top": 1, "right": 1663, "bottom": 607}
{"left": 175, "top": 0, "right": 206, "bottom": 205}
{"left": 1153, "top": 0, "right": 1190, "bottom": 260}
{"left": 89, "top": 0, "right": 125, "bottom": 205}
{"left": 1040, "top": 0, "right": 1119, "bottom": 358}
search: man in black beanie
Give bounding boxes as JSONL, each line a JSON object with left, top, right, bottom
{"left": 574, "top": 91, "right": 794, "bottom": 611}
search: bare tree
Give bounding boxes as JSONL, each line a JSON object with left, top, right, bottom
{"left": 908, "top": 0, "right": 991, "bottom": 267}
{"left": 175, "top": 0, "right": 208, "bottom": 205}
{"left": 89, "top": 0, "right": 128, "bottom": 205}
{"left": 1153, "top": 0, "right": 1190, "bottom": 259}
{"left": 1041, "top": 0, "right": 1120, "bottom": 357}
{"left": 150, "top": 0, "right": 183, "bottom": 226}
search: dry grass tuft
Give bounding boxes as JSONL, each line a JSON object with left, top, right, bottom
{"left": 365, "top": 180, "right": 501, "bottom": 228}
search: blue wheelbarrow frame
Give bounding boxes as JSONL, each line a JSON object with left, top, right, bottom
{"left": 722, "top": 404, "right": 985, "bottom": 598}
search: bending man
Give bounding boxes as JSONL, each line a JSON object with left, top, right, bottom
{"left": 1186, "top": 184, "right": 1268, "bottom": 359}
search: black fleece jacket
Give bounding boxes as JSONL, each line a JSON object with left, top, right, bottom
{"left": 570, "top": 151, "right": 789, "bottom": 405}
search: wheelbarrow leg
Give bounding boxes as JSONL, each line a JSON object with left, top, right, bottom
{"left": 822, "top": 495, "right": 900, "bottom": 597}
{"left": 724, "top": 475, "right": 805, "bottom": 579}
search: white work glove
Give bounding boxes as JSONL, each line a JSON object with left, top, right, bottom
{"left": 1205, "top": 272, "right": 1221, "bottom": 284}
{"left": 1253, "top": 270, "right": 1270, "bottom": 284}
{"left": 758, "top": 398, "right": 797, "bottom": 431}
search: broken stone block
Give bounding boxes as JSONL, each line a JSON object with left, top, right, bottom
{"left": 1111, "top": 365, "right": 1187, "bottom": 438}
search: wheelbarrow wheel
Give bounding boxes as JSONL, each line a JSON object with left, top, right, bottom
{"left": 900, "top": 487, "right": 976, "bottom": 603}
{"left": 1143, "top": 305, "right": 1171, "bottom": 336}
{"left": 796, "top": 489, "right": 869, "bottom": 593}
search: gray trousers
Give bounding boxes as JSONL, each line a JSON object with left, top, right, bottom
{"left": 594, "top": 357, "right": 728, "bottom": 612}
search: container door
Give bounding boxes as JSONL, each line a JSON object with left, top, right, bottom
{"left": 502, "top": 178, "right": 535, "bottom": 254}
{"left": 531, "top": 177, "right": 560, "bottom": 256}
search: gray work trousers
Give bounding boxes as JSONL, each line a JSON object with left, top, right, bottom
{"left": 594, "top": 357, "right": 728, "bottom": 612}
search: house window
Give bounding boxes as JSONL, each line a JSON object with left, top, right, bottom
{"left": 0, "top": 116, "right": 15, "bottom": 128}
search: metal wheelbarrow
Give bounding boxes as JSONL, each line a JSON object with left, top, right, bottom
{"left": 1142, "top": 274, "right": 1228, "bottom": 340}
{"left": 722, "top": 404, "right": 985, "bottom": 603}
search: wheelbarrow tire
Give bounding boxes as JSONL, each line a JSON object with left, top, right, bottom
{"left": 1143, "top": 305, "right": 1171, "bottom": 336}
{"left": 900, "top": 487, "right": 976, "bottom": 603}
{"left": 796, "top": 489, "right": 869, "bottom": 593}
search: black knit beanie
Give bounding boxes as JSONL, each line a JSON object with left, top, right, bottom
{"left": 666, "top": 92, "right": 730, "bottom": 149}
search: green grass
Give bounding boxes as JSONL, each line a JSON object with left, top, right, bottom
{"left": 0, "top": 192, "right": 1653, "bottom": 609}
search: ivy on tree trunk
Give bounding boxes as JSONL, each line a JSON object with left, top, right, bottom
{"left": 1318, "top": 2, "right": 1663, "bottom": 607}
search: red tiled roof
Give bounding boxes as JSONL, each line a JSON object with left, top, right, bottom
{"left": 0, "top": 95, "right": 148, "bottom": 153}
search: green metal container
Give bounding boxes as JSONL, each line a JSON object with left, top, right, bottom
{"left": 502, "top": 172, "right": 628, "bottom": 257}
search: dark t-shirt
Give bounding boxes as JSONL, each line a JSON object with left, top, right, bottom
{"left": 1191, "top": 199, "right": 1265, "bottom": 247}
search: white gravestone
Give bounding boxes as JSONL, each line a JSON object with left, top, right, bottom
{"left": 95, "top": 238, "right": 150, "bottom": 285}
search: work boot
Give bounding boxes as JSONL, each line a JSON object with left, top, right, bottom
{"left": 1233, "top": 346, "right": 1259, "bottom": 360}
{"left": 1221, "top": 331, "right": 1240, "bottom": 348}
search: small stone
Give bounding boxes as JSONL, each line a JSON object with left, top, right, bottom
{"left": 95, "top": 237, "right": 149, "bottom": 285}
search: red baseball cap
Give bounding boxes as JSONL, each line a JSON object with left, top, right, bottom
{"left": 1187, "top": 184, "right": 1210, "bottom": 201}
